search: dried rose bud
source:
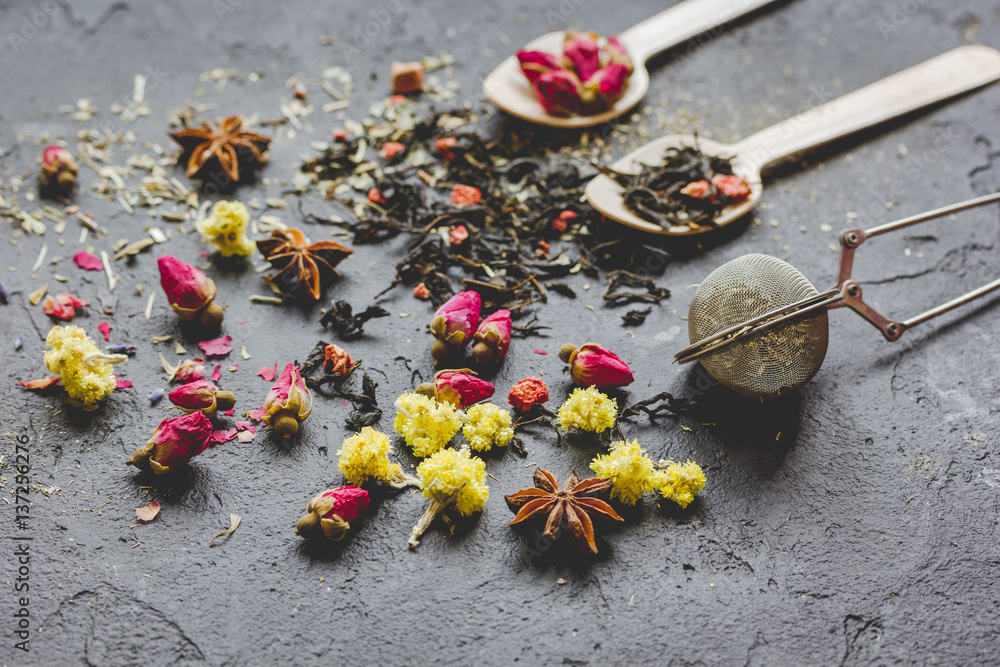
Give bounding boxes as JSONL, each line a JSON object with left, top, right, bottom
{"left": 552, "top": 210, "right": 578, "bottom": 233}
{"left": 606, "top": 36, "right": 634, "bottom": 74}
{"left": 516, "top": 50, "right": 563, "bottom": 83}
{"left": 471, "top": 309, "right": 512, "bottom": 365}
{"left": 450, "top": 185, "right": 482, "bottom": 207}
{"left": 42, "top": 293, "right": 89, "bottom": 321}
{"left": 416, "top": 370, "right": 495, "bottom": 409}
{"left": 680, "top": 180, "right": 711, "bottom": 198}
{"left": 168, "top": 379, "right": 235, "bottom": 418}
{"left": 508, "top": 377, "right": 549, "bottom": 412}
{"left": 559, "top": 343, "right": 634, "bottom": 388}
{"left": 295, "top": 485, "right": 370, "bottom": 541}
{"left": 262, "top": 363, "right": 312, "bottom": 439}
{"left": 38, "top": 145, "right": 78, "bottom": 196}
{"left": 367, "top": 188, "right": 388, "bottom": 205}
{"left": 585, "top": 63, "right": 630, "bottom": 109}
{"left": 157, "top": 256, "right": 224, "bottom": 333}
{"left": 436, "top": 137, "right": 458, "bottom": 161}
{"left": 323, "top": 343, "right": 355, "bottom": 377}
{"left": 712, "top": 174, "right": 751, "bottom": 202}
{"left": 172, "top": 359, "right": 206, "bottom": 384}
{"left": 450, "top": 225, "right": 469, "bottom": 246}
{"left": 127, "top": 411, "right": 213, "bottom": 475}
{"left": 429, "top": 290, "right": 482, "bottom": 360}
{"left": 533, "top": 69, "right": 583, "bottom": 116}
{"left": 563, "top": 31, "right": 601, "bottom": 81}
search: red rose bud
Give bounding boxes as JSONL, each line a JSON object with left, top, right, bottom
{"left": 533, "top": 69, "right": 583, "bottom": 116}
{"left": 712, "top": 174, "right": 751, "bottom": 203}
{"left": 295, "top": 485, "right": 370, "bottom": 541}
{"left": 508, "top": 377, "right": 549, "bottom": 412}
{"left": 417, "top": 370, "right": 495, "bottom": 408}
{"left": 559, "top": 343, "right": 634, "bottom": 388}
{"left": 606, "top": 36, "right": 634, "bottom": 74}
{"left": 42, "top": 293, "right": 89, "bottom": 321}
{"left": 429, "top": 290, "right": 482, "bottom": 360}
{"left": 471, "top": 309, "right": 512, "bottom": 364}
{"left": 172, "top": 359, "right": 206, "bottom": 384}
{"left": 168, "top": 379, "right": 235, "bottom": 417}
{"left": 516, "top": 50, "right": 563, "bottom": 83}
{"left": 585, "top": 63, "right": 630, "bottom": 109}
{"left": 39, "top": 145, "right": 78, "bottom": 196}
{"left": 127, "top": 411, "right": 213, "bottom": 475}
{"left": 563, "top": 31, "right": 601, "bottom": 81}
{"left": 552, "top": 210, "right": 577, "bottom": 233}
{"left": 323, "top": 343, "right": 355, "bottom": 377}
{"left": 262, "top": 363, "right": 312, "bottom": 439}
{"left": 450, "top": 184, "right": 481, "bottom": 207}
{"left": 157, "top": 256, "right": 224, "bottom": 333}
{"left": 680, "top": 180, "right": 711, "bottom": 198}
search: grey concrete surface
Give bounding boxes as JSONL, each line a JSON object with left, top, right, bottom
{"left": 1, "top": 0, "right": 999, "bottom": 665}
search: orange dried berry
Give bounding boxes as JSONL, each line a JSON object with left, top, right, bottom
{"left": 552, "top": 210, "right": 577, "bottom": 232}
{"left": 413, "top": 283, "right": 431, "bottom": 300}
{"left": 368, "top": 188, "right": 388, "bottom": 205}
{"left": 508, "top": 377, "right": 549, "bottom": 412}
{"left": 381, "top": 142, "right": 405, "bottom": 160}
{"left": 451, "top": 184, "right": 482, "bottom": 207}
{"left": 323, "top": 343, "right": 355, "bottom": 377}
{"left": 436, "top": 137, "right": 458, "bottom": 161}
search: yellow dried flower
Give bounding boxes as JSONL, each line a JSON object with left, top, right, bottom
{"left": 409, "top": 446, "right": 488, "bottom": 548}
{"left": 197, "top": 200, "right": 254, "bottom": 257}
{"left": 336, "top": 427, "right": 416, "bottom": 488}
{"left": 557, "top": 386, "right": 617, "bottom": 433}
{"left": 589, "top": 439, "right": 656, "bottom": 505}
{"left": 393, "top": 392, "right": 462, "bottom": 457}
{"left": 653, "top": 460, "right": 706, "bottom": 509}
{"left": 43, "top": 325, "right": 126, "bottom": 410}
{"left": 462, "top": 403, "right": 514, "bottom": 452}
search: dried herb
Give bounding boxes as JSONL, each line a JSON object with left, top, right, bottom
{"left": 319, "top": 300, "right": 390, "bottom": 339}
{"left": 609, "top": 145, "right": 749, "bottom": 229}
{"left": 621, "top": 307, "right": 651, "bottom": 327}
{"left": 300, "top": 341, "right": 382, "bottom": 430}
{"left": 169, "top": 115, "right": 271, "bottom": 184}
{"left": 603, "top": 271, "right": 670, "bottom": 306}
{"left": 257, "top": 229, "right": 353, "bottom": 301}
{"left": 619, "top": 391, "right": 694, "bottom": 420}
{"left": 505, "top": 468, "right": 623, "bottom": 554}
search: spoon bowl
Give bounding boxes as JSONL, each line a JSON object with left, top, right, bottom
{"left": 586, "top": 46, "right": 1000, "bottom": 235}
{"left": 483, "top": 0, "right": 779, "bottom": 129}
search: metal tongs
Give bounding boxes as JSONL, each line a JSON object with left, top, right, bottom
{"left": 676, "top": 191, "right": 1000, "bottom": 364}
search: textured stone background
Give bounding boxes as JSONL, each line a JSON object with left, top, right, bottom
{"left": 1, "top": 0, "right": 999, "bottom": 665}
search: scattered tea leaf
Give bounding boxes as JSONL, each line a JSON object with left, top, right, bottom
{"left": 210, "top": 513, "right": 241, "bottom": 547}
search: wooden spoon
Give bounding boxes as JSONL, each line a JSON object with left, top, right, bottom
{"left": 482, "top": 0, "right": 780, "bottom": 129}
{"left": 584, "top": 46, "right": 1000, "bottom": 235}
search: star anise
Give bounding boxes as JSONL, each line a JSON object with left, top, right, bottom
{"left": 169, "top": 115, "right": 271, "bottom": 183}
{"left": 256, "top": 229, "right": 354, "bottom": 301}
{"left": 505, "top": 467, "right": 623, "bottom": 554}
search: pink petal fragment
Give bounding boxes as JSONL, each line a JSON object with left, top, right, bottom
{"left": 198, "top": 335, "right": 233, "bottom": 358}
{"left": 247, "top": 406, "right": 267, "bottom": 421}
{"left": 534, "top": 349, "right": 549, "bottom": 355}
{"left": 98, "top": 321, "right": 112, "bottom": 342}
{"left": 210, "top": 365, "right": 222, "bottom": 383}
{"left": 256, "top": 363, "right": 278, "bottom": 382}
{"left": 20, "top": 377, "right": 60, "bottom": 390}
{"left": 114, "top": 376, "right": 133, "bottom": 389}
{"left": 135, "top": 500, "right": 161, "bottom": 523}
{"left": 73, "top": 251, "right": 104, "bottom": 271}
{"left": 209, "top": 428, "right": 238, "bottom": 445}
{"left": 223, "top": 408, "right": 235, "bottom": 416}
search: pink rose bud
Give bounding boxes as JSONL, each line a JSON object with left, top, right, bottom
{"left": 127, "top": 411, "right": 213, "bottom": 475}
{"left": 41, "top": 293, "right": 89, "bottom": 321}
{"left": 585, "top": 63, "right": 630, "bottom": 109}
{"left": 172, "top": 359, "right": 206, "bottom": 384}
{"left": 558, "top": 343, "right": 634, "bottom": 388}
{"left": 168, "top": 379, "right": 236, "bottom": 417}
{"left": 563, "top": 31, "right": 601, "bottom": 81}
{"left": 533, "top": 69, "right": 583, "bottom": 116}
{"left": 471, "top": 309, "right": 512, "bottom": 365}
{"left": 516, "top": 50, "right": 563, "bottom": 83}
{"left": 417, "top": 370, "right": 495, "bottom": 408}
{"left": 295, "top": 485, "right": 370, "bottom": 541}
{"left": 262, "top": 363, "right": 312, "bottom": 439}
{"left": 606, "top": 36, "right": 634, "bottom": 74}
{"left": 429, "top": 290, "right": 482, "bottom": 360}
{"left": 712, "top": 174, "right": 752, "bottom": 202}
{"left": 39, "top": 145, "right": 78, "bottom": 196}
{"left": 157, "top": 256, "right": 224, "bottom": 333}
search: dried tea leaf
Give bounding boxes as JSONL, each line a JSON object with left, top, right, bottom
{"left": 210, "top": 513, "right": 241, "bottom": 547}
{"left": 136, "top": 500, "right": 161, "bottom": 523}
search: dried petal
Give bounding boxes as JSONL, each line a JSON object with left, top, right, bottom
{"left": 135, "top": 501, "right": 161, "bottom": 523}
{"left": 209, "top": 513, "right": 241, "bottom": 546}
{"left": 73, "top": 251, "right": 104, "bottom": 271}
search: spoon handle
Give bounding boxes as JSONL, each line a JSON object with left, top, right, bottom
{"left": 732, "top": 46, "right": 1000, "bottom": 171}
{"left": 620, "top": 0, "right": 778, "bottom": 64}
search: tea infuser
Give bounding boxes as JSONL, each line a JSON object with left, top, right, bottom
{"left": 674, "top": 192, "right": 1000, "bottom": 399}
